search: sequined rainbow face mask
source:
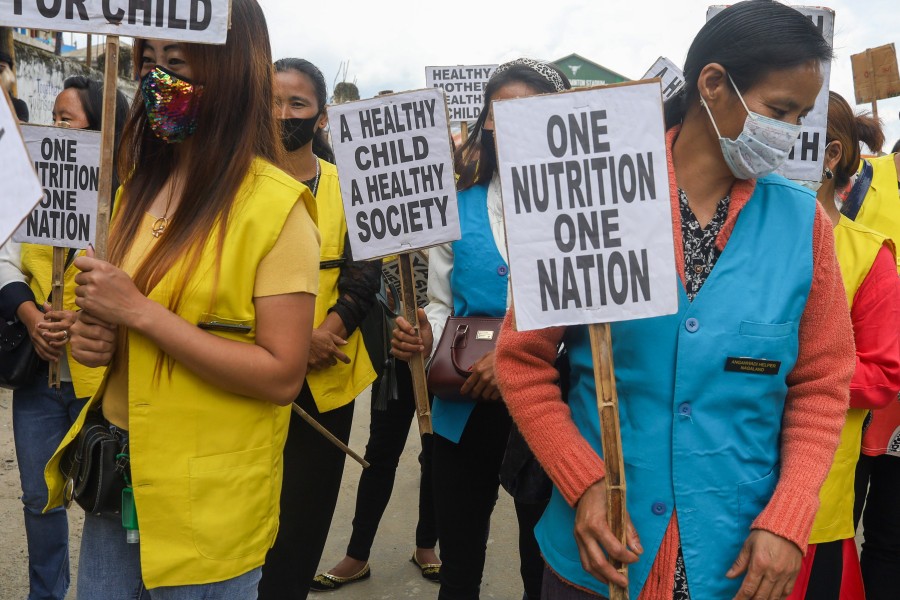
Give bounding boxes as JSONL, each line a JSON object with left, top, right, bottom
{"left": 141, "top": 66, "right": 203, "bottom": 144}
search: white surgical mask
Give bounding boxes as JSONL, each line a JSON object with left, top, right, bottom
{"left": 702, "top": 74, "right": 802, "bottom": 180}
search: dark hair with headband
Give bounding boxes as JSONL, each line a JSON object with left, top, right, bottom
{"left": 274, "top": 57, "right": 335, "bottom": 163}
{"left": 455, "top": 58, "right": 571, "bottom": 191}
{"left": 664, "top": 0, "right": 832, "bottom": 128}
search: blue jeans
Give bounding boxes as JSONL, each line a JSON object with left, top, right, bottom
{"left": 13, "top": 371, "right": 88, "bottom": 600}
{"left": 78, "top": 511, "right": 262, "bottom": 599}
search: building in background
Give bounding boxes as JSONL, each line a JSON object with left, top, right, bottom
{"left": 552, "top": 53, "right": 629, "bottom": 88}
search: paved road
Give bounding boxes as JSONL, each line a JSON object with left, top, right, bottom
{"left": 0, "top": 388, "right": 524, "bottom": 599}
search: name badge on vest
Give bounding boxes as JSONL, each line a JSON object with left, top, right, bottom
{"left": 724, "top": 357, "right": 781, "bottom": 376}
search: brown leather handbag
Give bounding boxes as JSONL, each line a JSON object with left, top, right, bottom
{"left": 427, "top": 316, "right": 504, "bottom": 402}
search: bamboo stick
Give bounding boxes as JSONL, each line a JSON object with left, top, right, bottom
{"left": 589, "top": 322, "right": 628, "bottom": 600}
{"left": 398, "top": 252, "right": 433, "bottom": 436}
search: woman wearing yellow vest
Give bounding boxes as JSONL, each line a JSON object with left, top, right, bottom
{"left": 43, "top": 1, "right": 321, "bottom": 597}
{"left": 786, "top": 92, "right": 900, "bottom": 600}
{"left": 0, "top": 77, "right": 126, "bottom": 600}
{"left": 846, "top": 120, "right": 900, "bottom": 600}
{"left": 258, "top": 58, "right": 380, "bottom": 600}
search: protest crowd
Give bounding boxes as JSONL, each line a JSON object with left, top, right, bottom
{"left": 2, "top": 0, "right": 900, "bottom": 599}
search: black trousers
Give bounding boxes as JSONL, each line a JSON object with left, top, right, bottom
{"left": 258, "top": 384, "right": 355, "bottom": 600}
{"left": 433, "top": 402, "right": 546, "bottom": 600}
{"left": 854, "top": 452, "right": 900, "bottom": 600}
{"left": 346, "top": 360, "right": 438, "bottom": 560}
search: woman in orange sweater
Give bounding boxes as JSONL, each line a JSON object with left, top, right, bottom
{"left": 495, "top": 2, "right": 854, "bottom": 599}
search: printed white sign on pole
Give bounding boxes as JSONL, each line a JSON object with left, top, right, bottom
{"left": 642, "top": 57, "right": 685, "bottom": 101}
{"left": 707, "top": 5, "right": 834, "bottom": 182}
{"left": 328, "top": 88, "right": 460, "bottom": 261}
{"left": 494, "top": 80, "right": 678, "bottom": 331}
{"left": 0, "top": 0, "right": 229, "bottom": 43}
{"left": 13, "top": 125, "right": 100, "bottom": 249}
{"left": 0, "top": 96, "right": 42, "bottom": 246}
{"left": 426, "top": 65, "right": 497, "bottom": 123}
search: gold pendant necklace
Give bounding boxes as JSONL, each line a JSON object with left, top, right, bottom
{"left": 151, "top": 186, "right": 175, "bottom": 238}
{"left": 151, "top": 216, "right": 169, "bottom": 238}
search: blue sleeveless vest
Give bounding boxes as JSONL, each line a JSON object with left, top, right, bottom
{"left": 536, "top": 176, "right": 816, "bottom": 598}
{"left": 432, "top": 183, "right": 509, "bottom": 442}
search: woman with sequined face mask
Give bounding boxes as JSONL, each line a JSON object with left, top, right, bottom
{"left": 392, "top": 58, "right": 572, "bottom": 600}
{"left": 258, "top": 58, "right": 382, "bottom": 600}
{"left": 495, "top": 2, "right": 858, "bottom": 600}
{"left": 41, "top": 0, "right": 322, "bottom": 598}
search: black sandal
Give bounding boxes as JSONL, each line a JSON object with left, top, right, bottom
{"left": 309, "top": 563, "right": 371, "bottom": 591}
{"left": 410, "top": 552, "right": 441, "bottom": 582}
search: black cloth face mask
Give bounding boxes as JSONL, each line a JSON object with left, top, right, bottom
{"left": 281, "top": 117, "right": 318, "bottom": 152}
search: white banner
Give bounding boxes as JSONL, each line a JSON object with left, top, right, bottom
{"left": 0, "top": 0, "right": 229, "bottom": 43}
{"left": 13, "top": 125, "right": 99, "bottom": 248}
{"left": 707, "top": 5, "right": 834, "bottom": 182}
{"left": 328, "top": 88, "right": 460, "bottom": 261}
{"left": 495, "top": 81, "right": 678, "bottom": 331}
{"left": 425, "top": 64, "right": 497, "bottom": 123}
{"left": 642, "top": 57, "right": 685, "bottom": 101}
{"left": 0, "top": 96, "right": 42, "bottom": 246}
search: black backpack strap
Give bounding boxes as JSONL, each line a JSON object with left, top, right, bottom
{"left": 841, "top": 159, "right": 874, "bottom": 221}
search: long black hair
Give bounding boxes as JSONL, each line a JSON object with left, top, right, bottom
{"left": 62, "top": 76, "right": 130, "bottom": 192}
{"left": 664, "top": 0, "right": 833, "bottom": 129}
{"left": 274, "top": 57, "right": 335, "bottom": 163}
{"left": 455, "top": 61, "right": 571, "bottom": 191}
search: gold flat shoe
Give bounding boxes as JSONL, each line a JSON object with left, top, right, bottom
{"left": 410, "top": 553, "right": 441, "bottom": 582}
{"left": 309, "top": 563, "right": 371, "bottom": 591}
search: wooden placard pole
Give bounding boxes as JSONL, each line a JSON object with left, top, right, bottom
{"left": 93, "top": 35, "right": 119, "bottom": 261}
{"left": 48, "top": 246, "right": 66, "bottom": 387}
{"left": 399, "top": 252, "right": 433, "bottom": 436}
{"left": 866, "top": 49, "right": 880, "bottom": 122}
{"left": 589, "top": 322, "right": 628, "bottom": 600}
{"left": 291, "top": 403, "right": 369, "bottom": 468}
{"left": 460, "top": 120, "right": 468, "bottom": 144}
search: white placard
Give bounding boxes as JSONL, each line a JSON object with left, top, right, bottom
{"left": 495, "top": 81, "right": 678, "bottom": 331}
{"left": 0, "top": 0, "right": 229, "bottom": 43}
{"left": 0, "top": 96, "right": 42, "bottom": 246}
{"left": 425, "top": 65, "right": 497, "bottom": 123}
{"left": 707, "top": 5, "right": 834, "bottom": 182}
{"left": 642, "top": 57, "right": 685, "bottom": 101}
{"left": 328, "top": 88, "right": 460, "bottom": 261}
{"left": 13, "top": 125, "right": 99, "bottom": 248}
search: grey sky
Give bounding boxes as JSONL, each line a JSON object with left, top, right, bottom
{"left": 262, "top": 0, "right": 900, "bottom": 150}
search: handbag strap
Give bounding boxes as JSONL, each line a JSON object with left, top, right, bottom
{"left": 449, "top": 323, "right": 473, "bottom": 376}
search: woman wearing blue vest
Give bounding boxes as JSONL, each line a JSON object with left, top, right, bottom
{"left": 43, "top": 0, "right": 321, "bottom": 596}
{"left": 495, "top": 2, "right": 856, "bottom": 599}
{"left": 258, "top": 58, "right": 381, "bottom": 600}
{"left": 393, "top": 58, "right": 571, "bottom": 600}
{"left": 0, "top": 76, "right": 126, "bottom": 600}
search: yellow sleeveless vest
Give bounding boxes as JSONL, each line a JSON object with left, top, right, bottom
{"left": 809, "top": 215, "right": 894, "bottom": 543}
{"left": 305, "top": 159, "right": 375, "bottom": 412}
{"left": 44, "top": 159, "right": 317, "bottom": 587}
{"left": 20, "top": 245, "right": 105, "bottom": 398}
{"left": 855, "top": 153, "right": 900, "bottom": 273}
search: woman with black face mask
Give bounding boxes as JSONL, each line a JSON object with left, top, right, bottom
{"left": 258, "top": 58, "right": 382, "bottom": 600}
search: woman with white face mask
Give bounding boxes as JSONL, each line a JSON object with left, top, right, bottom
{"left": 494, "top": 2, "right": 857, "bottom": 599}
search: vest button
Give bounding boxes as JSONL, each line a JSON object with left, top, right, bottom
{"left": 651, "top": 501, "right": 667, "bottom": 516}
{"left": 685, "top": 318, "right": 699, "bottom": 333}
{"left": 678, "top": 402, "right": 692, "bottom": 416}
{"left": 497, "top": 265, "right": 508, "bottom": 276}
